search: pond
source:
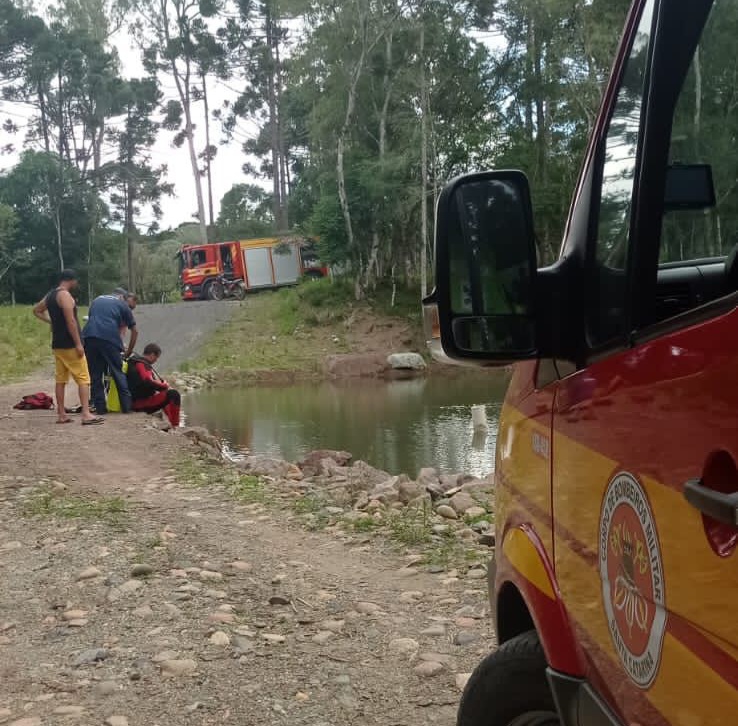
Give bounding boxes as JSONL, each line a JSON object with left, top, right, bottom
{"left": 183, "top": 372, "right": 511, "bottom": 478}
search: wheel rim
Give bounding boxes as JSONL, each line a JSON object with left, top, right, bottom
{"left": 506, "top": 712, "right": 560, "bottom": 726}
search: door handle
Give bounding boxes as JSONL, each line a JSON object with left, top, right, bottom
{"left": 684, "top": 478, "right": 738, "bottom": 526}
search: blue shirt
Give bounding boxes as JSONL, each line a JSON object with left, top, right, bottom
{"left": 82, "top": 295, "right": 136, "bottom": 350}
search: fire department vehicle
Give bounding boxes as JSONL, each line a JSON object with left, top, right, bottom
{"left": 424, "top": 0, "right": 738, "bottom": 724}
{"left": 178, "top": 237, "right": 328, "bottom": 300}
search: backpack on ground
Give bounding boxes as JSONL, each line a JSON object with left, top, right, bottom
{"left": 13, "top": 392, "right": 54, "bottom": 410}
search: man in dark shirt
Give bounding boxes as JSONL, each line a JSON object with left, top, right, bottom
{"left": 83, "top": 288, "right": 138, "bottom": 415}
{"left": 32, "top": 269, "right": 103, "bottom": 425}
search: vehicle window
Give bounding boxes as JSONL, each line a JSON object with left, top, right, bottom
{"left": 191, "top": 250, "right": 205, "bottom": 267}
{"left": 661, "top": 0, "right": 738, "bottom": 264}
{"left": 587, "top": 0, "right": 655, "bottom": 348}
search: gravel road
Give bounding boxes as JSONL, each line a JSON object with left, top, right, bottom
{"left": 130, "top": 301, "right": 240, "bottom": 373}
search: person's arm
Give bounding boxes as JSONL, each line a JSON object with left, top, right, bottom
{"left": 58, "top": 290, "right": 84, "bottom": 357}
{"left": 125, "top": 326, "right": 138, "bottom": 358}
{"left": 33, "top": 297, "right": 50, "bottom": 323}
{"left": 137, "top": 361, "right": 167, "bottom": 391}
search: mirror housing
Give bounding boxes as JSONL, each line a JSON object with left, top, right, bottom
{"left": 428, "top": 170, "right": 541, "bottom": 365}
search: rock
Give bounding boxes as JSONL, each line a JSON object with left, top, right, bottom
{"left": 387, "top": 352, "right": 426, "bottom": 371}
{"left": 9, "top": 719, "right": 41, "bottom": 726}
{"left": 53, "top": 705, "right": 85, "bottom": 716}
{"left": 181, "top": 427, "right": 222, "bottom": 452}
{"left": 105, "top": 717, "right": 129, "bottom": 726}
{"left": 132, "top": 605, "right": 153, "bottom": 618}
{"left": 312, "top": 631, "right": 335, "bottom": 645}
{"left": 261, "top": 633, "right": 286, "bottom": 644}
{"left": 456, "top": 673, "right": 472, "bottom": 691}
{"left": 464, "top": 506, "right": 487, "bottom": 519}
{"left": 389, "top": 637, "right": 419, "bottom": 656}
{"left": 73, "top": 648, "right": 109, "bottom": 667}
{"left": 231, "top": 635, "right": 254, "bottom": 655}
{"left": 399, "top": 591, "right": 424, "bottom": 603}
{"left": 436, "top": 504, "right": 458, "bottom": 520}
{"left": 319, "top": 619, "right": 345, "bottom": 633}
{"left": 449, "top": 492, "right": 476, "bottom": 515}
{"left": 368, "top": 478, "right": 400, "bottom": 505}
{"left": 268, "top": 595, "right": 290, "bottom": 606}
{"left": 209, "top": 612, "right": 236, "bottom": 624}
{"left": 62, "top": 609, "right": 88, "bottom": 621}
{"left": 153, "top": 650, "right": 180, "bottom": 662}
{"left": 344, "top": 461, "right": 393, "bottom": 496}
{"left": 237, "top": 455, "right": 301, "bottom": 479}
{"left": 478, "top": 528, "right": 496, "bottom": 547}
{"left": 455, "top": 605, "right": 486, "bottom": 619}
{"left": 93, "top": 681, "right": 118, "bottom": 697}
{"left": 298, "top": 450, "right": 353, "bottom": 476}
{"left": 163, "top": 603, "right": 183, "bottom": 619}
{"left": 466, "top": 567, "right": 487, "bottom": 580}
{"left": 0, "top": 708, "right": 11, "bottom": 724}
{"left": 76, "top": 566, "right": 101, "bottom": 581}
{"left": 199, "top": 570, "right": 223, "bottom": 582}
{"left": 461, "top": 478, "right": 492, "bottom": 496}
{"left": 228, "top": 560, "right": 253, "bottom": 572}
{"left": 432, "top": 524, "right": 450, "bottom": 535}
{"left": 454, "top": 631, "right": 480, "bottom": 646}
{"left": 417, "top": 467, "right": 440, "bottom": 490}
{"left": 397, "top": 479, "right": 424, "bottom": 505}
{"left": 209, "top": 631, "right": 230, "bottom": 646}
{"left": 130, "top": 564, "right": 153, "bottom": 578}
{"left": 159, "top": 659, "right": 197, "bottom": 677}
{"left": 414, "top": 660, "right": 445, "bottom": 677}
{"left": 421, "top": 624, "right": 447, "bottom": 636}
{"left": 355, "top": 601, "right": 382, "bottom": 615}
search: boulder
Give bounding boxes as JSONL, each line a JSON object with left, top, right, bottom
{"left": 397, "top": 479, "right": 424, "bottom": 505}
{"left": 344, "top": 461, "right": 392, "bottom": 496}
{"left": 369, "top": 477, "right": 401, "bottom": 505}
{"left": 387, "top": 352, "right": 427, "bottom": 371}
{"left": 298, "top": 450, "right": 353, "bottom": 477}
{"left": 180, "top": 427, "right": 222, "bottom": 452}
{"left": 449, "top": 492, "right": 476, "bottom": 515}
{"left": 237, "top": 455, "right": 302, "bottom": 480}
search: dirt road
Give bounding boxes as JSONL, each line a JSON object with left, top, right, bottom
{"left": 0, "top": 366, "right": 495, "bottom": 724}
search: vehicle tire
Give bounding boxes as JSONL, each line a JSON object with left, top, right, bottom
{"left": 209, "top": 281, "right": 225, "bottom": 301}
{"left": 457, "top": 630, "right": 560, "bottom": 726}
{"left": 200, "top": 281, "right": 212, "bottom": 301}
{"left": 233, "top": 282, "right": 246, "bottom": 300}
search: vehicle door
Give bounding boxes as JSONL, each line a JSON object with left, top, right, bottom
{"left": 553, "top": 0, "right": 738, "bottom": 724}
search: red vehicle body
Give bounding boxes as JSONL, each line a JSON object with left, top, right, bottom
{"left": 425, "top": 0, "right": 738, "bottom": 725}
{"left": 178, "top": 238, "right": 329, "bottom": 300}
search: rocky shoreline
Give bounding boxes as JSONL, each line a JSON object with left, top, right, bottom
{"left": 170, "top": 422, "right": 496, "bottom": 565}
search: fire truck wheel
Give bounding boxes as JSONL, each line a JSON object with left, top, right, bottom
{"left": 457, "top": 630, "right": 559, "bottom": 726}
{"left": 233, "top": 282, "right": 246, "bottom": 300}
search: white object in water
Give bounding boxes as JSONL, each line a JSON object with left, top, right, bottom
{"left": 471, "top": 404, "right": 488, "bottom": 431}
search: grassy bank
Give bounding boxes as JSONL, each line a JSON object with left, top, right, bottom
{"left": 0, "top": 305, "right": 90, "bottom": 383}
{"left": 180, "top": 279, "right": 424, "bottom": 379}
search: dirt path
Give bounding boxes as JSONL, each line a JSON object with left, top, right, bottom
{"left": 0, "top": 378, "right": 494, "bottom": 725}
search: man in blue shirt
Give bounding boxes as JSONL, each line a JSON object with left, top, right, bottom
{"left": 83, "top": 288, "right": 138, "bottom": 414}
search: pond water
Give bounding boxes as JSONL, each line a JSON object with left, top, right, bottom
{"left": 183, "top": 372, "right": 510, "bottom": 478}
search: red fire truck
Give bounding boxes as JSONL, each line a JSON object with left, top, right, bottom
{"left": 178, "top": 237, "right": 329, "bottom": 300}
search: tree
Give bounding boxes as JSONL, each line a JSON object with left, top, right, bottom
{"left": 105, "top": 77, "right": 173, "bottom": 292}
{"left": 217, "top": 182, "right": 274, "bottom": 238}
{"left": 0, "top": 203, "right": 19, "bottom": 289}
{"left": 122, "top": 0, "right": 225, "bottom": 246}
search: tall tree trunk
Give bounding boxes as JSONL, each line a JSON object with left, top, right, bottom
{"left": 202, "top": 74, "right": 215, "bottom": 229}
{"left": 265, "top": 3, "right": 284, "bottom": 231}
{"left": 419, "top": 23, "right": 428, "bottom": 298}
{"left": 274, "top": 27, "right": 288, "bottom": 229}
{"left": 55, "top": 207, "right": 64, "bottom": 271}
{"left": 37, "top": 84, "right": 51, "bottom": 153}
{"left": 126, "top": 182, "right": 135, "bottom": 293}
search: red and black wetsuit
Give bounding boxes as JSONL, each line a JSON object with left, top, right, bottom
{"left": 127, "top": 355, "right": 181, "bottom": 426}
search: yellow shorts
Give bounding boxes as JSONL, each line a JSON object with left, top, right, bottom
{"left": 53, "top": 348, "right": 91, "bottom": 386}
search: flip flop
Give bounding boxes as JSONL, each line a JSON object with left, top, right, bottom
{"left": 81, "top": 417, "right": 105, "bottom": 426}
{"left": 56, "top": 418, "right": 73, "bottom": 424}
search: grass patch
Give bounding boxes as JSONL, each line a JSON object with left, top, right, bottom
{"left": 386, "top": 502, "right": 433, "bottom": 545}
{"left": 349, "top": 515, "right": 379, "bottom": 533}
{"left": 23, "top": 490, "right": 127, "bottom": 524}
{"left": 175, "top": 454, "right": 267, "bottom": 504}
{"left": 0, "top": 305, "right": 86, "bottom": 383}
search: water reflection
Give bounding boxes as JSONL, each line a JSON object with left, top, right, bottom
{"left": 184, "top": 373, "right": 510, "bottom": 477}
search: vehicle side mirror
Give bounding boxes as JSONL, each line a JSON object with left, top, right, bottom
{"left": 428, "top": 170, "right": 539, "bottom": 364}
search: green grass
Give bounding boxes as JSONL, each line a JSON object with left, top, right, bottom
{"left": 386, "top": 502, "right": 434, "bottom": 545}
{"left": 0, "top": 304, "right": 90, "bottom": 383}
{"left": 182, "top": 277, "right": 424, "bottom": 379}
{"left": 175, "top": 454, "right": 267, "bottom": 504}
{"left": 23, "top": 490, "right": 127, "bottom": 524}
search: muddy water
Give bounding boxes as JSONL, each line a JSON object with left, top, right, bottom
{"left": 184, "top": 372, "right": 510, "bottom": 477}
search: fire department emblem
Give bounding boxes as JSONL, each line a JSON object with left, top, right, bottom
{"left": 599, "top": 472, "right": 666, "bottom": 689}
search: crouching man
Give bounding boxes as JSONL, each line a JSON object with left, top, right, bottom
{"left": 127, "top": 343, "right": 181, "bottom": 427}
